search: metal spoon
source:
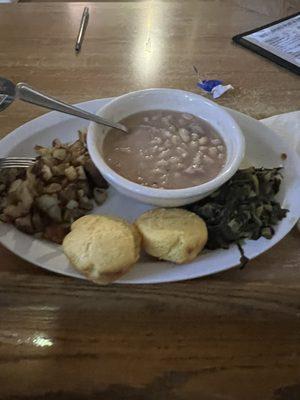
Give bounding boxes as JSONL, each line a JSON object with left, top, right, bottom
{"left": 0, "top": 77, "right": 128, "bottom": 133}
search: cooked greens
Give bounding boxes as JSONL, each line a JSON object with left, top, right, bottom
{"left": 186, "top": 167, "right": 288, "bottom": 263}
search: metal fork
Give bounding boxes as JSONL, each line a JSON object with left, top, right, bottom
{"left": 0, "top": 157, "right": 36, "bottom": 169}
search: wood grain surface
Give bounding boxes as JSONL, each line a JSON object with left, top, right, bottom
{"left": 0, "top": 2, "right": 300, "bottom": 399}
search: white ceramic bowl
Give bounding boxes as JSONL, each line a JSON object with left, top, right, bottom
{"left": 87, "top": 88, "right": 245, "bottom": 206}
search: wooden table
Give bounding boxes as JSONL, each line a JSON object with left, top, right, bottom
{"left": 0, "top": 2, "right": 300, "bottom": 399}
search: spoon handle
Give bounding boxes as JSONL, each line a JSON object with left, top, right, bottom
{"left": 15, "top": 83, "right": 127, "bottom": 133}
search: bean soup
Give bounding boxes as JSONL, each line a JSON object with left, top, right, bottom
{"left": 103, "top": 110, "right": 226, "bottom": 189}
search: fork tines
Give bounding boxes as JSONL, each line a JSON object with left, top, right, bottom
{"left": 0, "top": 157, "right": 36, "bottom": 169}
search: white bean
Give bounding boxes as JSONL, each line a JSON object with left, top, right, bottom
{"left": 163, "top": 130, "right": 172, "bottom": 138}
{"left": 175, "top": 147, "right": 188, "bottom": 159}
{"left": 169, "top": 125, "right": 176, "bottom": 133}
{"left": 191, "top": 133, "right": 199, "bottom": 141}
{"left": 192, "top": 162, "right": 204, "bottom": 170}
{"left": 159, "top": 149, "right": 171, "bottom": 159}
{"left": 164, "top": 139, "right": 171, "bottom": 148}
{"left": 200, "top": 146, "right": 207, "bottom": 152}
{"left": 157, "top": 159, "right": 168, "bottom": 167}
{"left": 176, "top": 162, "right": 184, "bottom": 170}
{"left": 199, "top": 136, "right": 208, "bottom": 145}
{"left": 190, "top": 140, "right": 199, "bottom": 149}
{"left": 145, "top": 155, "right": 154, "bottom": 160}
{"left": 144, "top": 117, "right": 149, "bottom": 122}
{"left": 193, "top": 154, "right": 202, "bottom": 165}
{"left": 119, "top": 147, "right": 131, "bottom": 153}
{"left": 171, "top": 135, "right": 179, "bottom": 145}
{"left": 153, "top": 167, "right": 162, "bottom": 175}
{"left": 217, "top": 145, "right": 225, "bottom": 152}
{"left": 184, "top": 166, "right": 196, "bottom": 174}
{"left": 158, "top": 146, "right": 164, "bottom": 152}
{"left": 208, "top": 147, "right": 218, "bottom": 157}
{"left": 170, "top": 156, "right": 179, "bottom": 164}
{"left": 218, "top": 153, "right": 225, "bottom": 160}
{"left": 181, "top": 142, "right": 188, "bottom": 150}
{"left": 203, "top": 155, "right": 214, "bottom": 164}
{"left": 178, "top": 128, "right": 190, "bottom": 142}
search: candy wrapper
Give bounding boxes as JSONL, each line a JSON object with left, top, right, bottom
{"left": 197, "top": 79, "right": 233, "bottom": 99}
{"left": 193, "top": 67, "right": 233, "bottom": 99}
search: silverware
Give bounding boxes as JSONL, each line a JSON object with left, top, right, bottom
{"left": 0, "top": 77, "right": 128, "bottom": 134}
{"left": 0, "top": 157, "right": 36, "bottom": 169}
{"left": 75, "top": 7, "right": 89, "bottom": 53}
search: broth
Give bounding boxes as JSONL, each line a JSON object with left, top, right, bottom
{"left": 103, "top": 110, "right": 227, "bottom": 189}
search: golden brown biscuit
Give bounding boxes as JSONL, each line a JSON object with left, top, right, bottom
{"left": 135, "top": 208, "right": 207, "bottom": 264}
{"left": 63, "top": 215, "right": 141, "bottom": 284}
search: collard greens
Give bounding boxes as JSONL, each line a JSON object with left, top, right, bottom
{"left": 186, "top": 167, "right": 288, "bottom": 254}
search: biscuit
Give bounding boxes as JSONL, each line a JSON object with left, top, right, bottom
{"left": 135, "top": 208, "right": 207, "bottom": 264}
{"left": 63, "top": 214, "right": 141, "bottom": 284}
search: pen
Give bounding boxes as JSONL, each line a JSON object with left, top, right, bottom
{"left": 75, "top": 7, "right": 89, "bottom": 53}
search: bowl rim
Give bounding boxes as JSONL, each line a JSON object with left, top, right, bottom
{"left": 87, "top": 88, "right": 245, "bottom": 199}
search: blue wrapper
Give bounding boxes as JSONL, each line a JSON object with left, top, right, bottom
{"left": 197, "top": 79, "right": 233, "bottom": 99}
{"left": 197, "top": 79, "right": 223, "bottom": 92}
{"left": 193, "top": 65, "right": 233, "bottom": 99}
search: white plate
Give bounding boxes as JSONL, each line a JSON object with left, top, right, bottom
{"left": 0, "top": 98, "right": 299, "bottom": 284}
